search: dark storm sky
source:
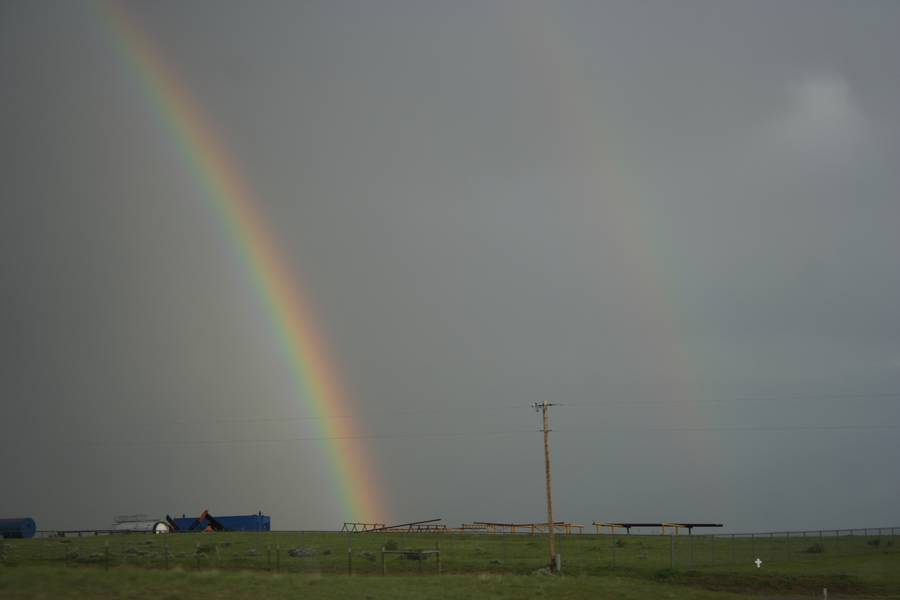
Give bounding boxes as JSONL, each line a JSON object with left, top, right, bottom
{"left": 2, "top": 0, "right": 899, "bottom": 531}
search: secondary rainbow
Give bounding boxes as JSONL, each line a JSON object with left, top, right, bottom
{"left": 95, "top": 0, "right": 386, "bottom": 522}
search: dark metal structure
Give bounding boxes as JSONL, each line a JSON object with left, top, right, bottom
{"left": 470, "top": 521, "right": 584, "bottom": 535}
{"left": 341, "top": 522, "right": 386, "bottom": 532}
{"left": 363, "top": 518, "right": 443, "bottom": 533}
{"left": 593, "top": 521, "right": 723, "bottom": 535}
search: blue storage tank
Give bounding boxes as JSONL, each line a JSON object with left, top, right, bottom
{"left": 0, "top": 518, "right": 36, "bottom": 539}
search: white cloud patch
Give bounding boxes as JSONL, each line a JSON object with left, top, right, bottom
{"left": 767, "top": 74, "right": 867, "bottom": 161}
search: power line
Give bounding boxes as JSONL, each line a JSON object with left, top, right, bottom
{"left": 35, "top": 391, "right": 899, "bottom": 430}
{"left": 47, "top": 422, "right": 900, "bottom": 448}
{"left": 563, "top": 392, "right": 900, "bottom": 408}
{"left": 60, "top": 429, "right": 532, "bottom": 447}
{"left": 76, "top": 404, "right": 526, "bottom": 429}
{"left": 555, "top": 424, "right": 900, "bottom": 433}
{"left": 733, "top": 392, "right": 900, "bottom": 401}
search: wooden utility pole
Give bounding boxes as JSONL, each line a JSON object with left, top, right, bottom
{"left": 534, "top": 400, "right": 557, "bottom": 572}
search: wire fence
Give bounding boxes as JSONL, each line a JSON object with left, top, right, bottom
{"left": 1, "top": 526, "right": 896, "bottom": 576}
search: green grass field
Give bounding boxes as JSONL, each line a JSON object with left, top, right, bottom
{"left": 2, "top": 532, "right": 898, "bottom": 598}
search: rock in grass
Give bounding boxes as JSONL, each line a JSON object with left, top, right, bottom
{"left": 246, "top": 548, "right": 259, "bottom": 557}
{"left": 360, "top": 550, "right": 376, "bottom": 562}
{"left": 531, "top": 567, "right": 552, "bottom": 576}
{"left": 288, "top": 547, "right": 316, "bottom": 558}
{"left": 489, "top": 559, "right": 503, "bottom": 565}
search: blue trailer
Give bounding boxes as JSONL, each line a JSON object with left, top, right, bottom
{"left": 0, "top": 518, "right": 36, "bottom": 539}
{"left": 166, "top": 510, "right": 270, "bottom": 533}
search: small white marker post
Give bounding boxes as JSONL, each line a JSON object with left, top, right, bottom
{"left": 754, "top": 558, "right": 763, "bottom": 569}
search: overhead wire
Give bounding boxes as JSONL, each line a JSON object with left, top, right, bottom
{"left": 69, "top": 391, "right": 900, "bottom": 429}
{"left": 57, "top": 422, "right": 900, "bottom": 447}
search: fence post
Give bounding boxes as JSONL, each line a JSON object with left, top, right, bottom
{"left": 105, "top": 542, "right": 109, "bottom": 571}
{"left": 436, "top": 542, "right": 441, "bottom": 576}
{"left": 347, "top": 538, "right": 352, "bottom": 576}
{"left": 381, "top": 547, "right": 386, "bottom": 576}
{"left": 276, "top": 545, "right": 280, "bottom": 573}
{"left": 689, "top": 534, "right": 694, "bottom": 566}
{"left": 670, "top": 534, "right": 675, "bottom": 569}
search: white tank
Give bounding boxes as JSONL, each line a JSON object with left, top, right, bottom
{"left": 110, "top": 515, "right": 171, "bottom": 534}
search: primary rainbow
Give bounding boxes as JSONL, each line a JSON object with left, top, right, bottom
{"left": 95, "top": 0, "right": 386, "bottom": 523}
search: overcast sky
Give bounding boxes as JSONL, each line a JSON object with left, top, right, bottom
{"left": 2, "top": 0, "right": 899, "bottom": 532}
